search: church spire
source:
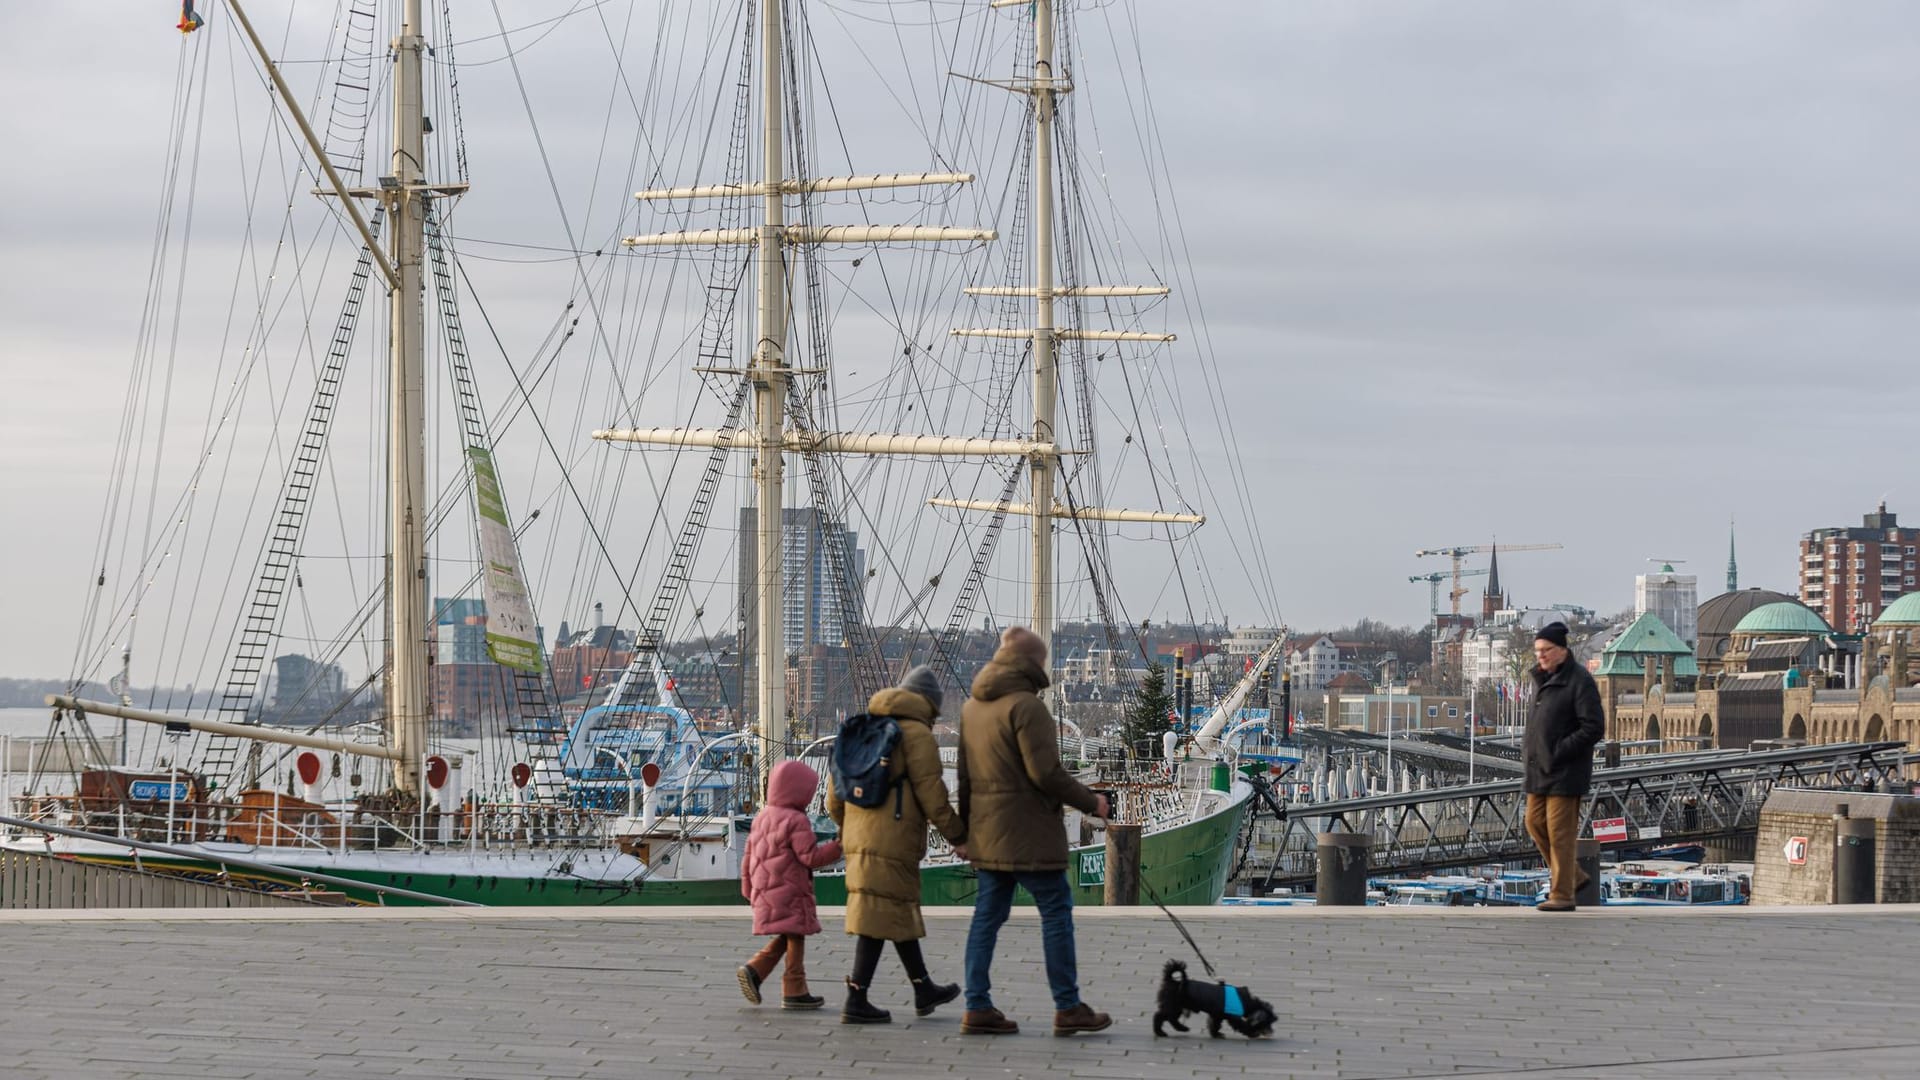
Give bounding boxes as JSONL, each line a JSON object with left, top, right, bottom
{"left": 1726, "top": 518, "right": 1739, "bottom": 593}
{"left": 1483, "top": 545, "right": 1503, "bottom": 621}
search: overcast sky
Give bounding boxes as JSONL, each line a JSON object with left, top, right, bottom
{"left": 3, "top": 1, "right": 1918, "bottom": 683}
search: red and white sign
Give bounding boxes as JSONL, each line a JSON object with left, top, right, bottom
{"left": 1783, "top": 836, "right": 1810, "bottom": 865}
{"left": 1591, "top": 817, "right": 1629, "bottom": 843}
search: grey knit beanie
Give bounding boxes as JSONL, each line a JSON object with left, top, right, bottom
{"left": 898, "top": 664, "right": 944, "bottom": 715}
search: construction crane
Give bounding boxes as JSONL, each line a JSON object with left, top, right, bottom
{"left": 1646, "top": 557, "right": 1688, "bottom": 573}
{"left": 1409, "top": 568, "right": 1489, "bottom": 620}
{"left": 1413, "top": 542, "right": 1563, "bottom": 617}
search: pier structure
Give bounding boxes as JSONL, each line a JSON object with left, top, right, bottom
{"left": 1242, "top": 739, "right": 1916, "bottom": 889}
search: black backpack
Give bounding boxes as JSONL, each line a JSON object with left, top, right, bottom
{"left": 830, "top": 713, "right": 907, "bottom": 819}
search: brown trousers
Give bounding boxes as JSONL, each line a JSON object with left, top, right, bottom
{"left": 745, "top": 933, "right": 811, "bottom": 997}
{"left": 1525, "top": 793, "right": 1582, "bottom": 904}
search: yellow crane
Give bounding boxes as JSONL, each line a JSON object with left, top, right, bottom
{"left": 1413, "top": 542, "right": 1563, "bottom": 617}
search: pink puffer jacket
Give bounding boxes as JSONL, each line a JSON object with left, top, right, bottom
{"left": 741, "top": 759, "right": 842, "bottom": 936}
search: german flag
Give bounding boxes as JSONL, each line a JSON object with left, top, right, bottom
{"left": 178, "top": 2, "right": 204, "bottom": 35}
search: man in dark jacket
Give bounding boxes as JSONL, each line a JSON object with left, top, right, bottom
{"left": 956, "top": 626, "right": 1112, "bottom": 1037}
{"left": 1523, "top": 621, "right": 1606, "bottom": 911}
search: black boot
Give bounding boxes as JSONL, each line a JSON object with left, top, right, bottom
{"left": 841, "top": 978, "right": 892, "bottom": 1024}
{"left": 912, "top": 976, "right": 961, "bottom": 1017}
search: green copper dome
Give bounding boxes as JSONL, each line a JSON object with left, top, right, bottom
{"left": 1873, "top": 592, "right": 1920, "bottom": 627}
{"left": 1731, "top": 601, "right": 1833, "bottom": 638}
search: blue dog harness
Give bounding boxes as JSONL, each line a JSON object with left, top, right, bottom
{"left": 1222, "top": 985, "right": 1245, "bottom": 1018}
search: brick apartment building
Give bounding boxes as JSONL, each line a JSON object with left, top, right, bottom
{"left": 1801, "top": 503, "right": 1919, "bottom": 632}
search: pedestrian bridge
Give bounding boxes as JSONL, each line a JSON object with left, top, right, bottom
{"left": 1240, "top": 740, "right": 1916, "bottom": 889}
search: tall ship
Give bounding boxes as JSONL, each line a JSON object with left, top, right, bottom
{"left": 5, "top": 0, "right": 1275, "bottom": 907}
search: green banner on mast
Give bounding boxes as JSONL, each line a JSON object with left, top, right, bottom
{"left": 466, "top": 447, "right": 543, "bottom": 673}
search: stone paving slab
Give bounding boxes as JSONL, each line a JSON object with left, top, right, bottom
{"left": 1, "top": 906, "right": 1917, "bottom": 1079}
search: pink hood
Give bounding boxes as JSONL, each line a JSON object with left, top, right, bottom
{"left": 766, "top": 759, "right": 819, "bottom": 810}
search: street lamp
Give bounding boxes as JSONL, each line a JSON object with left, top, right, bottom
{"left": 1384, "top": 690, "right": 1394, "bottom": 793}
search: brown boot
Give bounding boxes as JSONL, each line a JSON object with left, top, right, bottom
{"left": 1052, "top": 1002, "right": 1112, "bottom": 1036}
{"left": 961, "top": 1007, "right": 1020, "bottom": 1035}
{"left": 779, "top": 936, "right": 825, "bottom": 1010}
{"left": 782, "top": 968, "right": 825, "bottom": 1011}
{"left": 739, "top": 936, "right": 787, "bottom": 1006}
{"left": 736, "top": 965, "right": 764, "bottom": 1005}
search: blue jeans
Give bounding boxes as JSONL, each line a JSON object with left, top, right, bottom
{"left": 964, "top": 868, "right": 1079, "bottom": 1012}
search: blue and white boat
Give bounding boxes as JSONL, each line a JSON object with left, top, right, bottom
{"left": 556, "top": 657, "right": 748, "bottom": 816}
{"left": 1602, "top": 870, "right": 1747, "bottom": 907}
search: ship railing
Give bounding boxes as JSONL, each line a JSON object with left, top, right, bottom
{"left": 4, "top": 792, "right": 626, "bottom": 853}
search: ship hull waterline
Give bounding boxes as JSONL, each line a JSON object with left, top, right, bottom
{"left": 9, "top": 783, "right": 1250, "bottom": 908}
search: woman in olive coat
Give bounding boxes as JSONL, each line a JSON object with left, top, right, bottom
{"left": 826, "top": 665, "right": 968, "bottom": 1024}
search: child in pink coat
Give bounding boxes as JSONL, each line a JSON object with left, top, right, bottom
{"left": 737, "top": 759, "right": 843, "bottom": 1009}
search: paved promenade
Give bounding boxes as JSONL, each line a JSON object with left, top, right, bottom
{"left": 2, "top": 905, "right": 1917, "bottom": 1079}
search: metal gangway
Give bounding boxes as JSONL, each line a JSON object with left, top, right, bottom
{"left": 1243, "top": 741, "right": 1916, "bottom": 890}
{"left": 1294, "top": 727, "right": 1526, "bottom": 778}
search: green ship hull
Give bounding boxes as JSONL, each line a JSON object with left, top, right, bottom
{"left": 45, "top": 784, "right": 1249, "bottom": 908}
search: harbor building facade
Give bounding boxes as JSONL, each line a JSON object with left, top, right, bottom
{"left": 1606, "top": 587, "right": 1919, "bottom": 771}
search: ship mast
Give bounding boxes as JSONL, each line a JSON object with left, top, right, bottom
{"left": 599, "top": 0, "right": 1004, "bottom": 800}
{"left": 386, "top": 0, "right": 430, "bottom": 794}
{"left": 228, "top": 0, "right": 439, "bottom": 794}
{"left": 751, "top": 0, "right": 788, "bottom": 792}
{"left": 943, "top": 0, "right": 1202, "bottom": 687}
{"left": 1029, "top": 0, "right": 1060, "bottom": 670}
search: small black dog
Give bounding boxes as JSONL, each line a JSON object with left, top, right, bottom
{"left": 1152, "top": 959, "right": 1277, "bottom": 1039}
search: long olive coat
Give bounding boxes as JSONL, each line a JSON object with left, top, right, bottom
{"left": 825, "top": 687, "right": 966, "bottom": 941}
{"left": 956, "top": 646, "right": 1100, "bottom": 872}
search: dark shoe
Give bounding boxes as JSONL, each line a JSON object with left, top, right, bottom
{"left": 840, "top": 979, "right": 892, "bottom": 1024}
{"left": 1538, "top": 899, "right": 1577, "bottom": 912}
{"left": 1578, "top": 872, "right": 1593, "bottom": 893}
{"left": 912, "top": 977, "right": 961, "bottom": 1017}
{"left": 1052, "top": 1002, "right": 1113, "bottom": 1037}
{"left": 782, "top": 992, "right": 826, "bottom": 1010}
{"left": 736, "top": 965, "right": 763, "bottom": 1005}
{"left": 961, "top": 1007, "right": 1020, "bottom": 1035}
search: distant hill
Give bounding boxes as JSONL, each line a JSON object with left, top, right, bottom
{"left": 0, "top": 678, "right": 180, "bottom": 709}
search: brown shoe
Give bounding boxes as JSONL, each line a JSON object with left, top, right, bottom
{"left": 961, "top": 1008, "right": 1020, "bottom": 1035}
{"left": 1538, "top": 899, "right": 1577, "bottom": 912}
{"left": 1052, "top": 1002, "right": 1113, "bottom": 1036}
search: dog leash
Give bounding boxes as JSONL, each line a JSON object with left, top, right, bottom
{"left": 1139, "top": 876, "right": 1219, "bottom": 980}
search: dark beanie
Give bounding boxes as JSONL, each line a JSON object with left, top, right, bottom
{"left": 1534, "top": 621, "right": 1570, "bottom": 650}
{"left": 898, "top": 664, "right": 944, "bottom": 715}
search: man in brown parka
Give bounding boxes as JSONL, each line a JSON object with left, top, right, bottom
{"left": 955, "top": 626, "right": 1113, "bottom": 1037}
{"left": 826, "top": 665, "right": 968, "bottom": 1024}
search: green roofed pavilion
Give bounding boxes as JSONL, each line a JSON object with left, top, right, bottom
{"left": 1731, "top": 601, "right": 1833, "bottom": 638}
{"left": 1596, "top": 611, "right": 1700, "bottom": 677}
{"left": 1873, "top": 592, "right": 1920, "bottom": 628}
